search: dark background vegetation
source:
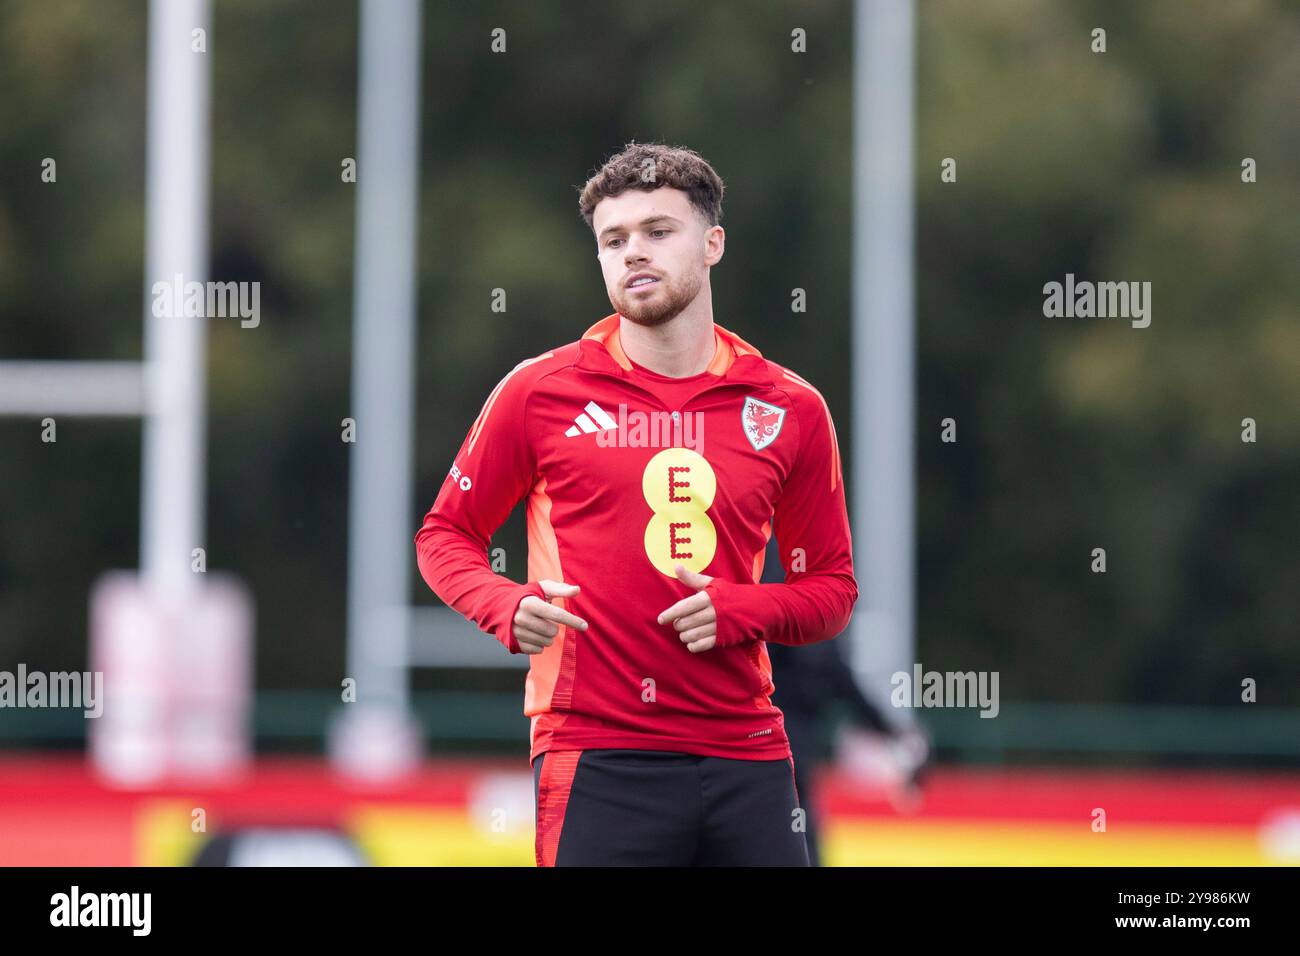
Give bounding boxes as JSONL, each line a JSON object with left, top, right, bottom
{"left": 2, "top": 0, "right": 1296, "bottom": 760}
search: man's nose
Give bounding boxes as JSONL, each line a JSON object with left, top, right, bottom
{"left": 623, "top": 235, "right": 650, "bottom": 263}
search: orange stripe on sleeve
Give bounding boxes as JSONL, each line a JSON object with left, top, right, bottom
{"left": 466, "top": 352, "right": 554, "bottom": 454}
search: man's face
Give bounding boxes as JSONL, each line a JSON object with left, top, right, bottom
{"left": 593, "top": 186, "right": 723, "bottom": 327}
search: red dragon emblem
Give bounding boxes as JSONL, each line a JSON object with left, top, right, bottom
{"left": 742, "top": 397, "right": 786, "bottom": 450}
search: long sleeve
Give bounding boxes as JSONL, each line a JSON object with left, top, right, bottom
{"left": 415, "top": 361, "right": 548, "bottom": 654}
{"left": 706, "top": 386, "right": 858, "bottom": 648}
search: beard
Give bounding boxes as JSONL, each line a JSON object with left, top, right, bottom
{"left": 611, "top": 265, "right": 704, "bottom": 328}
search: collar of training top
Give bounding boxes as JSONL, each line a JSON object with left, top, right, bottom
{"left": 577, "top": 312, "right": 773, "bottom": 388}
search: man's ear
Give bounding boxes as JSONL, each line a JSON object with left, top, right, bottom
{"left": 705, "top": 225, "right": 725, "bottom": 266}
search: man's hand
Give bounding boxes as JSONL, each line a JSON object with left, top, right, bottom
{"left": 657, "top": 564, "right": 717, "bottom": 653}
{"left": 514, "top": 579, "right": 588, "bottom": 654}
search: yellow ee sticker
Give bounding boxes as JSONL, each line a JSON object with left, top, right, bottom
{"left": 642, "top": 447, "right": 717, "bottom": 577}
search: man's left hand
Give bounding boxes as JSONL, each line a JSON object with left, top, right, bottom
{"left": 657, "top": 564, "right": 717, "bottom": 653}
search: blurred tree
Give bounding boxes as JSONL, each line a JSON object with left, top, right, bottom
{"left": 1, "top": 0, "right": 1296, "bottom": 754}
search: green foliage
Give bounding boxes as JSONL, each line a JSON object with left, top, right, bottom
{"left": 0, "top": 0, "right": 1295, "bottom": 735}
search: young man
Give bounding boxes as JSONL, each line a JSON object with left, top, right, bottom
{"left": 415, "top": 143, "right": 858, "bottom": 866}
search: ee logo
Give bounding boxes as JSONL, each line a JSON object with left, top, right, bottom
{"left": 642, "top": 448, "right": 717, "bottom": 577}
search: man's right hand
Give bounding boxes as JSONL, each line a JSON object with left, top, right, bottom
{"left": 514, "top": 580, "right": 588, "bottom": 654}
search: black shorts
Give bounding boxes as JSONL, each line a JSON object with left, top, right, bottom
{"left": 533, "top": 748, "right": 810, "bottom": 867}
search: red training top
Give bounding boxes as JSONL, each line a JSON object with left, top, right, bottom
{"left": 415, "top": 313, "right": 858, "bottom": 763}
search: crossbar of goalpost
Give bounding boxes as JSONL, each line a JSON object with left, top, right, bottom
{"left": 0, "top": 361, "right": 147, "bottom": 417}
{"left": 405, "top": 608, "right": 529, "bottom": 670}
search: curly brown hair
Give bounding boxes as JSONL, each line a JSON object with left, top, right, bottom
{"left": 577, "top": 142, "right": 725, "bottom": 233}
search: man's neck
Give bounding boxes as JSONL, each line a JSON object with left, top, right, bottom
{"left": 618, "top": 301, "right": 717, "bottom": 378}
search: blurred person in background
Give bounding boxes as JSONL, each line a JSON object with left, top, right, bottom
{"left": 763, "top": 535, "right": 932, "bottom": 867}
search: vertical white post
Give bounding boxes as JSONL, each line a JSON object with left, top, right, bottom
{"left": 141, "top": 0, "right": 211, "bottom": 599}
{"left": 851, "top": 0, "right": 916, "bottom": 718}
{"left": 331, "top": 0, "right": 424, "bottom": 778}
{"left": 93, "top": 0, "right": 249, "bottom": 788}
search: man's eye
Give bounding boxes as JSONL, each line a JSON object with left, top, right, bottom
{"left": 651, "top": 229, "right": 669, "bottom": 238}
{"left": 606, "top": 238, "right": 623, "bottom": 248}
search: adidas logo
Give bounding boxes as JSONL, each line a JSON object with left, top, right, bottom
{"left": 566, "top": 400, "right": 707, "bottom": 451}
{"left": 564, "top": 400, "right": 618, "bottom": 437}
